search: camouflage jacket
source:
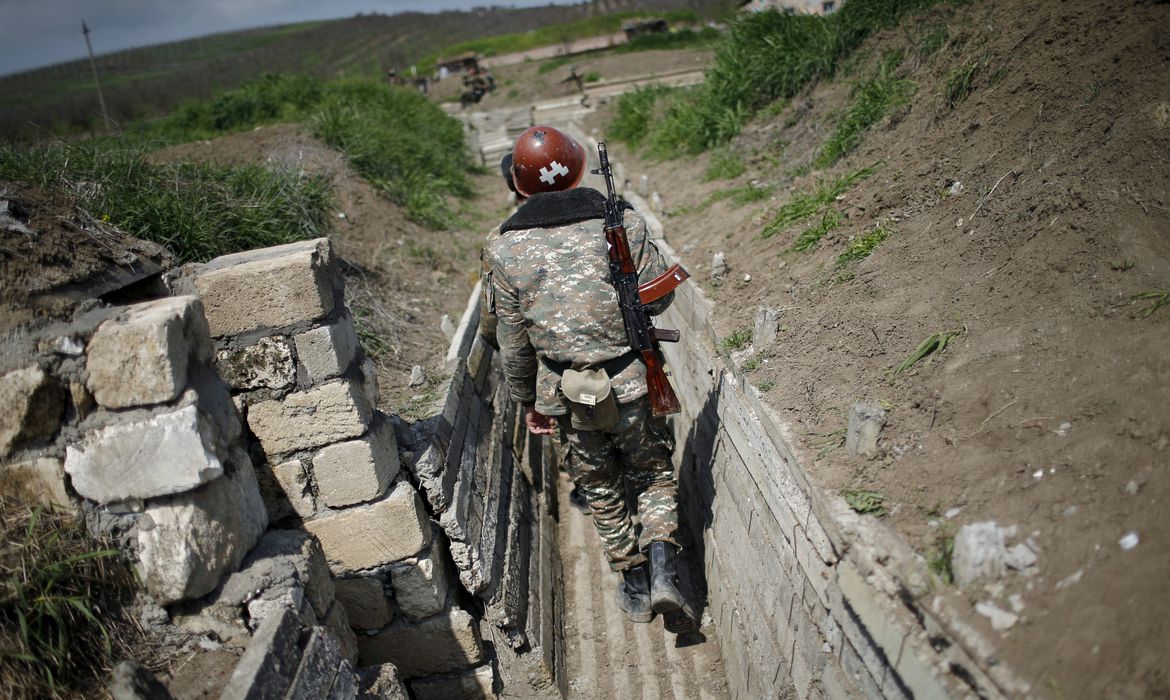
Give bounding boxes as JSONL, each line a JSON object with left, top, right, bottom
{"left": 483, "top": 187, "right": 673, "bottom": 415}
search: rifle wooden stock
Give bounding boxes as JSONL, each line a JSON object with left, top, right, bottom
{"left": 642, "top": 349, "right": 681, "bottom": 416}
{"left": 638, "top": 263, "right": 690, "bottom": 305}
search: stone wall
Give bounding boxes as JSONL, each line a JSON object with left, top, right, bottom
{"left": 405, "top": 283, "right": 566, "bottom": 696}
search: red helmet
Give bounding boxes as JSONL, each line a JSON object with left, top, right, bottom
{"left": 510, "top": 125, "right": 586, "bottom": 197}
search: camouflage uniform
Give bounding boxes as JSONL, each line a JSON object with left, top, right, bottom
{"left": 485, "top": 188, "right": 679, "bottom": 571}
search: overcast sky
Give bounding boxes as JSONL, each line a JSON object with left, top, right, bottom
{"left": 0, "top": 0, "right": 584, "bottom": 76}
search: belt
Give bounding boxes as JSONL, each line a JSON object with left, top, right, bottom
{"left": 540, "top": 349, "right": 639, "bottom": 378}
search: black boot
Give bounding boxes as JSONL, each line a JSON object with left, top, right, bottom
{"left": 568, "top": 485, "right": 590, "bottom": 513}
{"left": 649, "top": 541, "right": 697, "bottom": 635}
{"left": 615, "top": 563, "right": 652, "bottom": 623}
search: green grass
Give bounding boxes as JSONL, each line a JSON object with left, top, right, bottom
{"left": 0, "top": 141, "right": 333, "bottom": 264}
{"left": 680, "top": 181, "right": 774, "bottom": 215}
{"left": 621, "top": 0, "right": 944, "bottom": 156}
{"left": 703, "top": 148, "right": 746, "bottom": 181}
{"left": 942, "top": 54, "right": 989, "bottom": 111}
{"left": 842, "top": 489, "right": 888, "bottom": 517}
{"left": 1132, "top": 290, "right": 1170, "bottom": 317}
{"left": 889, "top": 329, "right": 963, "bottom": 380}
{"left": 537, "top": 56, "right": 573, "bottom": 75}
{"left": 758, "top": 379, "right": 776, "bottom": 392}
{"left": 814, "top": 54, "right": 917, "bottom": 168}
{"left": 609, "top": 84, "right": 676, "bottom": 150}
{"left": 927, "top": 535, "right": 955, "bottom": 585}
{"left": 791, "top": 209, "right": 844, "bottom": 252}
{"left": 836, "top": 222, "right": 892, "bottom": 265}
{"left": 0, "top": 474, "right": 134, "bottom": 697}
{"left": 761, "top": 163, "right": 879, "bottom": 239}
{"left": 583, "top": 72, "right": 602, "bottom": 83}
{"left": 721, "top": 326, "right": 753, "bottom": 351}
{"left": 616, "top": 27, "right": 721, "bottom": 53}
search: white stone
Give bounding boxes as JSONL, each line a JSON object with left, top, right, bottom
{"left": 247, "top": 379, "right": 372, "bottom": 456}
{"left": 975, "top": 601, "right": 1018, "bottom": 631}
{"left": 294, "top": 316, "right": 358, "bottom": 384}
{"left": 312, "top": 418, "right": 399, "bottom": 508}
{"left": 215, "top": 336, "right": 295, "bottom": 390}
{"left": 65, "top": 403, "right": 226, "bottom": 504}
{"left": 846, "top": 402, "right": 886, "bottom": 458}
{"left": 409, "top": 365, "right": 426, "bottom": 388}
{"left": 0, "top": 366, "right": 65, "bottom": 457}
{"left": 752, "top": 306, "right": 782, "bottom": 349}
{"left": 86, "top": 296, "right": 211, "bottom": 409}
{"left": 952, "top": 521, "right": 1007, "bottom": 587}
{"left": 304, "top": 481, "right": 431, "bottom": 574}
{"left": 1004, "top": 542, "right": 1038, "bottom": 570}
{"left": 271, "top": 459, "right": 317, "bottom": 518}
{"left": 390, "top": 538, "right": 450, "bottom": 619}
{"left": 1119, "top": 531, "right": 1139, "bottom": 550}
{"left": 193, "top": 238, "right": 335, "bottom": 337}
{"left": 712, "top": 251, "right": 728, "bottom": 278}
{"left": 136, "top": 460, "right": 268, "bottom": 604}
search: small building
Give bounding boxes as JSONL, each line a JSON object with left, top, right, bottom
{"left": 436, "top": 52, "right": 479, "bottom": 75}
{"left": 738, "top": 0, "right": 838, "bottom": 14}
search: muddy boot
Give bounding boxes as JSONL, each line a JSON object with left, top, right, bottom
{"left": 649, "top": 541, "right": 697, "bottom": 635}
{"left": 568, "top": 485, "right": 590, "bottom": 514}
{"left": 615, "top": 563, "right": 652, "bottom": 623}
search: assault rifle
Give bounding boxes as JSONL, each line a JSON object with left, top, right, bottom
{"left": 593, "top": 141, "right": 689, "bottom": 416}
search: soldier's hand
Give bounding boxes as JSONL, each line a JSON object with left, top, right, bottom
{"left": 524, "top": 405, "right": 557, "bottom": 435}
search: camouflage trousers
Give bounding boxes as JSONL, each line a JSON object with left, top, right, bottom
{"left": 560, "top": 395, "right": 679, "bottom": 571}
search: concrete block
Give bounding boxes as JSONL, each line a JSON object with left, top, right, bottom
{"left": 311, "top": 416, "right": 399, "bottom": 508}
{"left": 248, "top": 379, "right": 372, "bottom": 456}
{"left": 294, "top": 316, "right": 358, "bottom": 384}
{"left": 219, "top": 606, "right": 302, "bottom": 700}
{"left": 356, "top": 607, "right": 483, "bottom": 678}
{"left": 218, "top": 530, "right": 335, "bottom": 620}
{"left": 286, "top": 627, "right": 341, "bottom": 700}
{"left": 334, "top": 577, "right": 392, "bottom": 630}
{"left": 846, "top": 402, "right": 886, "bottom": 458}
{"left": 410, "top": 664, "right": 495, "bottom": 700}
{"left": 358, "top": 356, "right": 379, "bottom": 411}
{"left": 0, "top": 366, "right": 65, "bottom": 457}
{"left": 323, "top": 602, "right": 358, "bottom": 665}
{"left": 193, "top": 238, "right": 335, "bottom": 337}
{"left": 215, "top": 336, "right": 295, "bottom": 391}
{"left": 0, "top": 457, "right": 73, "bottom": 511}
{"left": 390, "top": 536, "right": 451, "bottom": 620}
{"left": 304, "top": 481, "right": 431, "bottom": 574}
{"left": 327, "top": 660, "right": 359, "bottom": 700}
{"left": 85, "top": 296, "right": 211, "bottom": 409}
{"left": 269, "top": 459, "right": 317, "bottom": 519}
{"left": 136, "top": 459, "right": 268, "bottom": 604}
{"left": 65, "top": 403, "right": 226, "bottom": 503}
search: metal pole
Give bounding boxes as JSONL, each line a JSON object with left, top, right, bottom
{"left": 81, "top": 20, "right": 112, "bottom": 132}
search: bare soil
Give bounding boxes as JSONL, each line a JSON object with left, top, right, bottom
{"left": 580, "top": 0, "right": 1170, "bottom": 696}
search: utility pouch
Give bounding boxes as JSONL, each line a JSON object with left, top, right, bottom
{"left": 560, "top": 367, "right": 619, "bottom": 431}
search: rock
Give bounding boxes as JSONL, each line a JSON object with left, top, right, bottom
{"left": 108, "top": 659, "right": 171, "bottom": 700}
{"left": 286, "top": 627, "right": 341, "bottom": 700}
{"left": 952, "top": 521, "right": 1006, "bottom": 587}
{"left": 218, "top": 530, "right": 336, "bottom": 619}
{"left": 219, "top": 607, "right": 303, "bottom": 700}
{"left": 215, "top": 337, "right": 295, "bottom": 391}
{"left": 975, "top": 601, "right": 1018, "bottom": 631}
{"left": 1125, "top": 480, "right": 1139, "bottom": 495}
{"left": 357, "top": 357, "right": 380, "bottom": 412}
{"left": 322, "top": 602, "right": 358, "bottom": 665}
{"left": 267, "top": 459, "right": 317, "bottom": 519}
{"left": 410, "top": 665, "right": 494, "bottom": 700}
{"left": 1004, "top": 542, "right": 1038, "bottom": 571}
{"left": 65, "top": 402, "right": 227, "bottom": 503}
{"left": 711, "top": 251, "right": 728, "bottom": 278}
{"left": 334, "top": 577, "right": 392, "bottom": 630}
{"left": 328, "top": 659, "right": 360, "bottom": 699}
{"left": 0, "top": 366, "right": 66, "bottom": 458}
{"left": 637, "top": 174, "right": 649, "bottom": 196}
{"left": 304, "top": 481, "right": 431, "bottom": 574}
{"left": 1055, "top": 568, "right": 1084, "bottom": 589}
{"left": 845, "top": 402, "right": 886, "bottom": 458}
{"left": 743, "top": 273, "right": 752, "bottom": 282}
{"left": 247, "top": 580, "right": 308, "bottom": 631}
{"left": 312, "top": 417, "right": 399, "bottom": 508}
{"left": 356, "top": 608, "right": 483, "bottom": 677}
{"left": 293, "top": 316, "right": 359, "bottom": 384}
{"left": 390, "top": 537, "right": 451, "bottom": 620}
{"left": 193, "top": 238, "right": 336, "bottom": 337}
{"left": 1119, "top": 531, "right": 1139, "bottom": 550}
{"left": 650, "top": 191, "right": 663, "bottom": 213}
{"left": 440, "top": 314, "right": 457, "bottom": 342}
{"left": 752, "top": 306, "right": 782, "bottom": 349}
{"left": 409, "top": 365, "right": 427, "bottom": 388}
{"left": 86, "top": 296, "right": 211, "bottom": 409}
{"left": 247, "top": 379, "right": 372, "bottom": 456}
{"left": 359, "top": 663, "right": 410, "bottom": 700}
{"left": 136, "top": 459, "right": 268, "bottom": 604}
{"left": 0, "top": 457, "right": 73, "bottom": 512}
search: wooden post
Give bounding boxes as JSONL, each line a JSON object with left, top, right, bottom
{"left": 81, "top": 20, "right": 112, "bottom": 132}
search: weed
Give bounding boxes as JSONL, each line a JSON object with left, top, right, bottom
{"left": 1132, "top": 290, "right": 1170, "bottom": 317}
{"left": 406, "top": 243, "right": 443, "bottom": 270}
{"left": 609, "top": 84, "right": 674, "bottom": 150}
{"left": 703, "top": 148, "right": 746, "bottom": 181}
{"left": 761, "top": 163, "right": 880, "bottom": 239}
{"left": 942, "top": 54, "right": 989, "bottom": 111}
{"left": 927, "top": 535, "right": 955, "bottom": 585}
{"left": 741, "top": 355, "right": 762, "bottom": 372}
{"left": 836, "top": 222, "right": 892, "bottom": 265}
{"left": 1080, "top": 80, "right": 1103, "bottom": 107}
{"left": 758, "top": 379, "right": 776, "bottom": 392}
{"left": 810, "top": 428, "right": 847, "bottom": 458}
{"left": 889, "top": 328, "right": 964, "bottom": 380}
{"left": 791, "top": 209, "right": 844, "bottom": 252}
{"left": 583, "top": 71, "right": 602, "bottom": 83}
{"left": 814, "top": 55, "right": 917, "bottom": 168}
{"left": 914, "top": 22, "right": 949, "bottom": 60}
{"left": 841, "top": 489, "right": 888, "bottom": 517}
{"left": 1110, "top": 260, "right": 1135, "bottom": 272}
{"left": 721, "top": 326, "right": 753, "bottom": 352}
{"left": 537, "top": 56, "right": 573, "bottom": 75}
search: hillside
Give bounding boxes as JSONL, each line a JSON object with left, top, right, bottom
{"left": 587, "top": 0, "right": 1170, "bottom": 695}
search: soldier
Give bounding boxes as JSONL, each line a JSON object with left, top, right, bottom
{"left": 483, "top": 126, "right": 696, "bottom": 634}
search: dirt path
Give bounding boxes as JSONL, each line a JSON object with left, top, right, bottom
{"left": 556, "top": 475, "right": 729, "bottom": 700}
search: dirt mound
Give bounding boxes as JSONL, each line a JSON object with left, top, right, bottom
{"left": 593, "top": 0, "right": 1170, "bottom": 695}
{"left": 0, "top": 182, "right": 171, "bottom": 339}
